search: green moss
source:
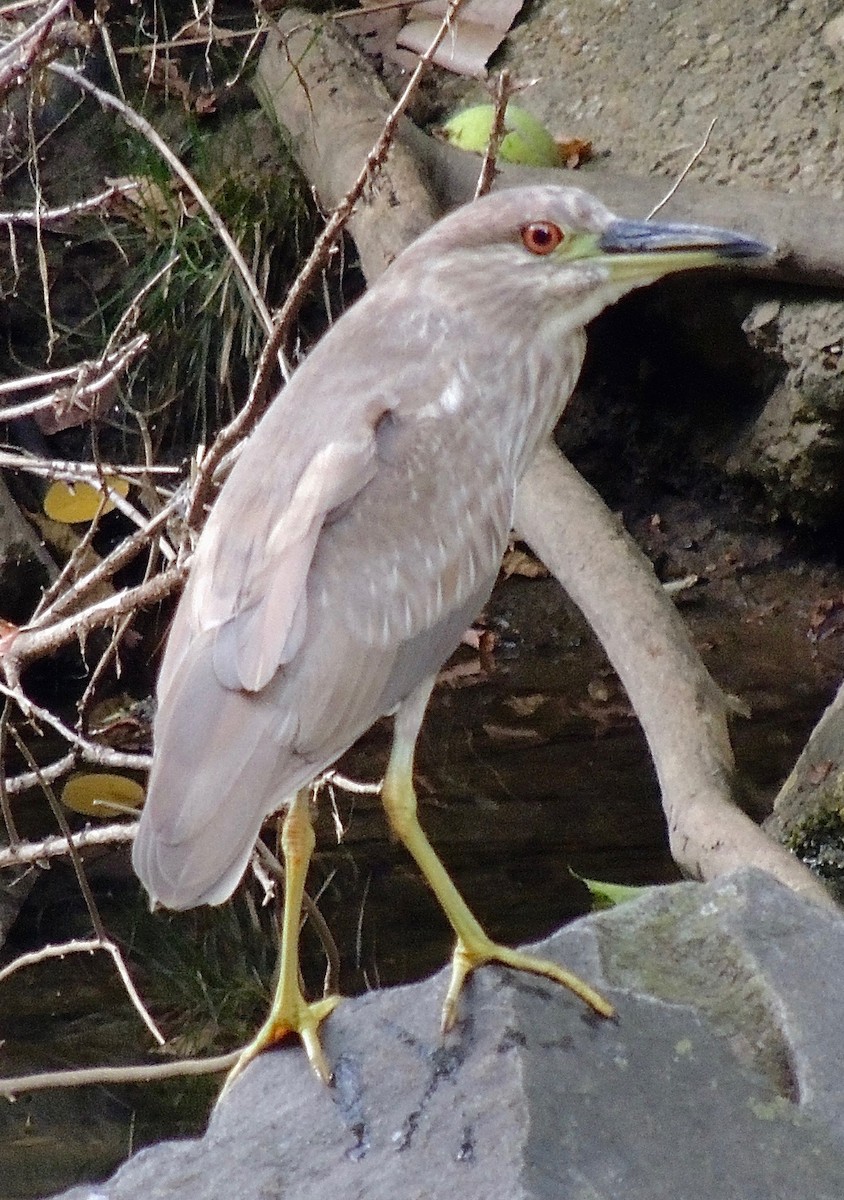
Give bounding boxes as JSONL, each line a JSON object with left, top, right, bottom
{"left": 785, "top": 801, "right": 844, "bottom": 902}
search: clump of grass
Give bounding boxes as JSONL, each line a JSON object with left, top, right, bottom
{"left": 114, "top": 884, "right": 278, "bottom": 1053}
{"left": 81, "top": 109, "right": 315, "bottom": 458}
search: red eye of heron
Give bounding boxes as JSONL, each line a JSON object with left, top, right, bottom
{"left": 520, "top": 221, "right": 565, "bottom": 255}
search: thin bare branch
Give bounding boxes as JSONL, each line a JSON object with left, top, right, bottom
{"left": 2, "top": 750, "right": 76, "bottom": 797}
{"left": 4, "top": 562, "right": 186, "bottom": 676}
{"left": 0, "top": 182, "right": 139, "bottom": 230}
{"left": 648, "top": 117, "right": 718, "bottom": 219}
{"left": 474, "top": 69, "right": 513, "bottom": 200}
{"left": 0, "top": 0, "right": 71, "bottom": 104}
{"left": 0, "top": 0, "right": 69, "bottom": 65}
{"left": 25, "top": 495, "right": 183, "bottom": 630}
{"left": 0, "top": 937, "right": 164, "bottom": 1045}
{"left": 0, "top": 334, "right": 147, "bottom": 420}
{"left": 0, "top": 1050, "right": 240, "bottom": 1097}
{"left": 0, "top": 449, "right": 179, "bottom": 481}
{"left": 322, "top": 769, "right": 382, "bottom": 795}
{"left": 0, "top": 821, "right": 136, "bottom": 867}
{"left": 0, "top": 680, "right": 151, "bottom": 769}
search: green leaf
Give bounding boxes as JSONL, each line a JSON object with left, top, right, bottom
{"left": 438, "top": 103, "right": 563, "bottom": 167}
{"left": 574, "top": 872, "right": 653, "bottom": 910}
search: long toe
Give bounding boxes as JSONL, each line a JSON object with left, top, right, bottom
{"left": 221, "top": 992, "right": 342, "bottom": 1097}
{"left": 441, "top": 934, "right": 614, "bottom": 1032}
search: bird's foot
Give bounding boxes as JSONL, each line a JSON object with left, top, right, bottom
{"left": 441, "top": 933, "right": 614, "bottom": 1032}
{"left": 220, "top": 991, "right": 341, "bottom": 1098}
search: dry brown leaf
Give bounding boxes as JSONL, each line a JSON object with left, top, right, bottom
{"left": 501, "top": 545, "right": 549, "bottom": 578}
{"left": 556, "top": 135, "right": 593, "bottom": 168}
{"left": 34, "top": 381, "right": 118, "bottom": 435}
{"left": 143, "top": 55, "right": 194, "bottom": 107}
{"left": 194, "top": 89, "right": 218, "bottom": 116}
{"left": 808, "top": 596, "right": 844, "bottom": 643}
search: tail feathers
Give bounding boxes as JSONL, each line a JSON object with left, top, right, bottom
{"left": 132, "top": 808, "right": 260, "bottom": 910}
{"left": 133, "top": 637, "right": 312, "bottom": 909}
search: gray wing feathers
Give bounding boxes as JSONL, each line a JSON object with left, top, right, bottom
{"left": 189, "top": 437, "right": 377, "bottom": 693}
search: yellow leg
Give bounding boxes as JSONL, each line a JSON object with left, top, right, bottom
{"left": 383, "top": 679, "right": 614, "bottom": 1031}
{"left": 222, "top": 791, "right": 340, "bottom": 1095}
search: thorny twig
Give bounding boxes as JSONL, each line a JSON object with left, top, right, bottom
{"left": 474, "top": 69, "right": 514, "bottom": 200}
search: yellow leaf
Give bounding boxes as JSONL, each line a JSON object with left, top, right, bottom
{"left": 43, "top": 477, "right": 130, "bottom": 524}
{"left": 61, "top": 773, "right": 145, "bottom": 818}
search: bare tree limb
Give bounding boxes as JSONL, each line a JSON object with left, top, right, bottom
{"left": 514, "top": 443, "right": 837, "bottom": 911}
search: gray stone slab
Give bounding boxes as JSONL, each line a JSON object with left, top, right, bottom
{"left": 50, "top": 870, "right": 844, "bottom": 1200}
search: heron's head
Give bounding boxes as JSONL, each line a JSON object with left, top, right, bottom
{"left": 391, "top": 184, "right": 771, "bottom": 330}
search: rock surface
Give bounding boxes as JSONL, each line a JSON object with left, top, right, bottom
{"left": 768, "top": 678, "right": 844, "bottom": 900}
{"left": 49, "top": 869, "right": 844, "bottom": 1200}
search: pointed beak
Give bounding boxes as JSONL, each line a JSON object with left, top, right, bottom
{"left": 595, "top": 217, "right": 772, "bottom": 279}
{"left": 600, "top": 218, "right": 771, "bottom": 259}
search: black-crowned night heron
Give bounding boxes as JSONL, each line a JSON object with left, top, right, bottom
{"left": 133, "top": 185, "right": 769, "bottom": 1085}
